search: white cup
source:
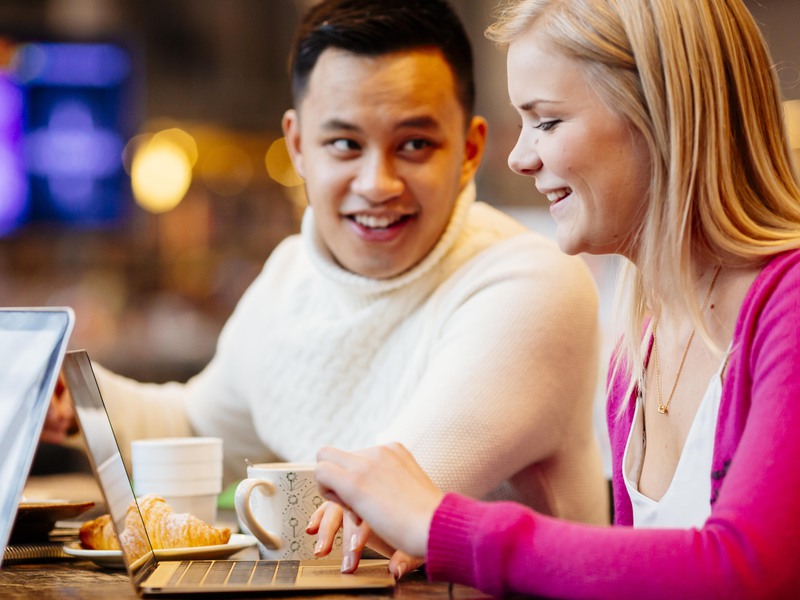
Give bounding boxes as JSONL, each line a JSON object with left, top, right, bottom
{"left": 134, "top": 477, "right": 222, "bottom": 497}
{"left": 131, "top": 437, "right": 223, "bottom": 524}
{"left": 235, "top": 463, "right": 342, "bottom": 560}
{"left": 132, "top": 461, "right": 223, "bottom": 482}
{"left": 131, "top": 437, "right": 222, "bottom": 464}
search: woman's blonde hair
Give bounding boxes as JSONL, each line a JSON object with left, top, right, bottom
{"left": 488, "top": 0, "right": 800, "bottom": 396}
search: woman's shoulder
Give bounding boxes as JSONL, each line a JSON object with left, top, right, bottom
{"left": 735, "top": 248, "right": 800, "bottom": 337}
{"left": 743, "top": 248, "right": 800, "bottom": 304}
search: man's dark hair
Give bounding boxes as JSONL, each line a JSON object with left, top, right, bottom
{"left": 289, "top": 0, "right": 475, "bottom": 117}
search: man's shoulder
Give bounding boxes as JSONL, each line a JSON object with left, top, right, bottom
{"left": 247, "top": 233, "right": 311, "bottom": 291}
{"left": 466, "top": 201, "right": 528, "bottom": 238}
{"left": 462, "top": 203, "right": 587, "bottom": 276}
{"left": 260, "top": 233, "right": 307, "bottom": 270}
{"left": 440, "top": 225, "right": 595, "bottom": 313}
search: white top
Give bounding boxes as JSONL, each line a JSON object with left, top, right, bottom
{"left": 93, "top": 182, "right": 609, "bottom": 525}
{"left": 623, "top": 360, "right": 726, "bottom": 528}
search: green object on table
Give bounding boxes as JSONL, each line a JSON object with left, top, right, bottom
{"left": 217, "top": 481, "right": 239, "bottom": 510}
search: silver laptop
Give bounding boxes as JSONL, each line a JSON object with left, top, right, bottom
{"left": 0, "top": 308, "right": 75, "bottom": 569}
{"left": 63, "top": 349, "right": 396, "bottom": 595}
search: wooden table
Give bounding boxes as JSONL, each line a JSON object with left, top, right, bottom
{"left": 6, "top": 475, "right": 494, "bottom": 598}
{"left": 0, "top": 553, "right": 494, "bottom": 599}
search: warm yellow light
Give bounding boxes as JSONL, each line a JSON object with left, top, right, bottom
{"left": 785, "top": 99, "right": 800, "bottom": 150}
{"left": 266, "top": 137, "right": 303, "bottom": 187}
{"left": 131, "top": 135, "right": 193, "bottom": 214}
{"left": 156, "top": 127, "right": 198, "bottom": 166}
{"left": 200, "top": 144, "right": 253, "bottom": 196}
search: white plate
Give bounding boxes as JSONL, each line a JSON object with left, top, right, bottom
{"left": 63, "top": 533, "right": 258, "bottom": 569}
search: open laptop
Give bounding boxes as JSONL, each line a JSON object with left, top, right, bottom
{"left": 63, "top": 349, "right": 396, "bottom": 595}
{"left": 0, "top": 308, "right": 75, "bottom": 569}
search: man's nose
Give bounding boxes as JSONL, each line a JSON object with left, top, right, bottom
{"left": 351, "top": 153, "right": 404, "bottom": 202}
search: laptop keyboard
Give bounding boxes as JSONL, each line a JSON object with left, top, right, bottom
{"left": 166, "top": 560, "right": 300, "bottom": 588}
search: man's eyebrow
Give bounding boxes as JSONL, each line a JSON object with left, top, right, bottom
{"left": 320, "top": 116, "right": 442, "bottom": 132}
{"left": 396, "top": 116, "right": 441, "bottom": 130}
{"left": 321, "top": 119, "right": 361, "bottom": 132}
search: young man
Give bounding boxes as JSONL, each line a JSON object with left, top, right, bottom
{"left": 49, "top": 0, "right": 607, "bottom": 573}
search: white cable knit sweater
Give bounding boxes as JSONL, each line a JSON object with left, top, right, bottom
{"left": 95, "top": 183, "right": 609, "bottom": 525}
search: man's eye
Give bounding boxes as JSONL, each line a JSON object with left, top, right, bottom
{"left": 329, "top": 138, "right": 360, "bottom": 152}
{"left": 534, "top": 120, "right": 561, "bottom": 132}
{"left": 400, "top": 138, "right": 433, "bottom": 152}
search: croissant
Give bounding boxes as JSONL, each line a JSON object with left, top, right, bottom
{"left": 132, "top": 494, "right": 231, "bottom": 549}
{"left": 79, "top": 513, "right": 120, "bottom": 550}
{"left": 80, "top": 494, "right": 231, "bottom": 556}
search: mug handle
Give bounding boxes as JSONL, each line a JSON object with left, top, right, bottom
{"left": 234, "top": 479, "right": 283, "bottom": 550}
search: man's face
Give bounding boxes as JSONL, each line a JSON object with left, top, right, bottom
{"left": 283, "top": 48, "right": 486, "bottom": 279}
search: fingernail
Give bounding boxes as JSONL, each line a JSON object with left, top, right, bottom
{"left": 306, "top": 520, "right": 314, "bottom": 532}
{"left": 349, "top": 533, "right": 358, "bottom": 552}
{"left": 314, "top": 538, "right": 323, "bottom": 555}
{"left": 396, "top": 562, "right": 407, "bottom": 579}
{"left": 341, "top": 554, "right": 353, "bottom": 573}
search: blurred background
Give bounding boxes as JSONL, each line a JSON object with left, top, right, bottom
{"left": 1, "top": 0, "right": 799, "bottom": 389}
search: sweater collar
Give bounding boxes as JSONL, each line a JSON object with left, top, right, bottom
{"left": 302, "top": 182, "right": 476, "bottom": 297}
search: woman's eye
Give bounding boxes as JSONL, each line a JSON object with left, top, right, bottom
{"left": 534, "top": 119, "right": 561, "bottom": 132}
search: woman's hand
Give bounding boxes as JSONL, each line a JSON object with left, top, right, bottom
{"left": 315, "top": 442, "right": 445, "bottom": 560}
{"left": 306, "top": 500, "right": 425, "bottom": 578}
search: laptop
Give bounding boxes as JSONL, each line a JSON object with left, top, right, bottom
{"left": 63, "top": 349, "right": 397, "bottom": 595}
{"left": 0, "top": 308, "right": 75, "bottom": 569}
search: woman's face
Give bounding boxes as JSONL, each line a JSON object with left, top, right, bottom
{"left": 506, "top": 32, "right": 651, "bottom": 258}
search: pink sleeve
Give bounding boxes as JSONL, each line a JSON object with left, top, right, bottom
{"left": 425, "top": 254, "right": 800, "bottom": 599}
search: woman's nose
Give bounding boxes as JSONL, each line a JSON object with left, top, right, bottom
{"left": 351, "top": 153, "right": 404, "bottom": 203}
{"left": 508, "top": 132, "right": 542, "bottom": 177}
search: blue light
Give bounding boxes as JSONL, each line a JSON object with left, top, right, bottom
{"left": 0, "top": 75, "right": 27, "bottom": 236}
{"left": 24, "top": 99, "right": 124, "bottom": 217}
{"left": 14, "top": 40, "right": 137, "bottom": 227}
{"left": 25, "top": 99, "right": 124, "bottom": 178}
{"left": 15, "top": 43, "right": 131, "bottom": 88}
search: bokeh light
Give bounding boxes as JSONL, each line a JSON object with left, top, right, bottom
{"left": 266, "top": 137, "right": 303, "bottom": 187}
{"left": 785, "top": 100, "right": 800, "bottom": 149}
{"left": 0, "top": 75, "right": 27, "bottom": 235}
{"left": 130, "top": 128, "right": 196, "bottom": 213}
{"left": 200, "top": 144, "right": 253, "bottom": 196}
{"left": 786, "top": 100, "right": 800, "bottom": 169}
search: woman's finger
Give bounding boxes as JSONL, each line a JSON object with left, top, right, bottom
{"left": 340, "top": 510, "right": 370, "bottom": 573}
{"left": 313, "top": 501, "right": 343, "bottom": 557}
{"left": 315, "top": 443, "right": 444, "bottom": 558}
{"left": 388, "top": 549, "right": 425, "bottom": 580}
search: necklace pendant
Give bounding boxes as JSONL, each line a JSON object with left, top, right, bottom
{"left": 658, "top": 404, "right": 668, "bottom": 415}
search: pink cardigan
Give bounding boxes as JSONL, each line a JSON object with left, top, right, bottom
{"left": 426, "top": 249, "right": 800, "bottom": 599}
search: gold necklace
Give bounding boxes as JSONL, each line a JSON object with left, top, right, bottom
{"left": 652, "top": 265, "right": 722, "bottom": 415}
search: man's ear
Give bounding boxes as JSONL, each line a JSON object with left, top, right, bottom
{"left": 461, "top": 116, "right": 488, "bottom": 186}
{"left": 282, "top": 109, "right": 305, "bottom": 179}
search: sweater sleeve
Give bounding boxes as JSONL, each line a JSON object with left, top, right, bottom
{"left": 376, "top": 234, "right": 607, "bottom": 522}
{"left": 426, "top": 253, "right": 800, "bottom": 599}
{"left": 92, "top": 364, "right": 194, "bottom": 472}
{"left": 92, "top": 243, "right": 296, "bottom": 485}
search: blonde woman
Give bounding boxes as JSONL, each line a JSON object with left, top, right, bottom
{"left": 314, "top": 0, "right": 800, "bottom": 597}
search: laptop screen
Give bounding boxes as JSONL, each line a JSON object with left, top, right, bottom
{"left": 0, "top": 308, "right": 74, "bottom": 568}
{"left": 63, "top": 349, "right": 159, "bottom": 578}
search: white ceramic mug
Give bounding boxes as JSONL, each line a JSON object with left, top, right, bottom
{"left": 234, "top": 462, "right": 341, "bottom": 560}
{"left": 131, "top": 437, "right": 223, "bottom": 524}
